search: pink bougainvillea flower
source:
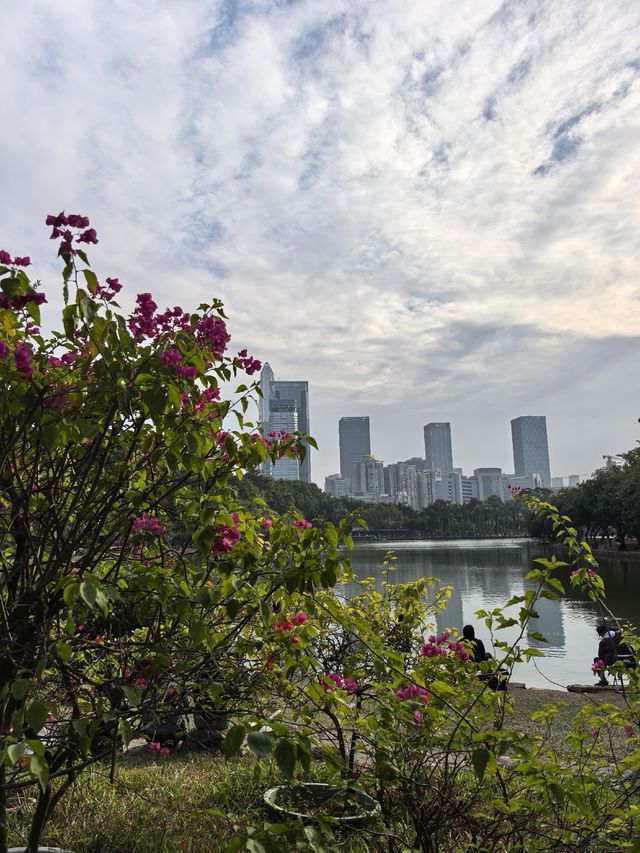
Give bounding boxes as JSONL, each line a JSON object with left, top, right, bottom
{"left": 13, "top": 344, "right": 32, "bottom": 378}
{"left": 0, "top": 250, "right": 12, "bottom": 264}
{"left": 320, "top": 671, "right": 358, "bottom": 693}
{"left": 260, "top": 518, "right": 272, "bottom": 529}
{"left": 288, "top": 611, "right": 307, "bottom": 626}
{"left": 292, "top": 518, "right": 312, "bottom": 529}
{"left": 148, "top": 741, "right": 161, "bottom": 752}
{"left": 77, "top": 228, "right": 98, "bottom": 244}
{"left": 412, "top": 710, "right": 423, "bottom": 726}
{"left": 12, "top": 256, "right": 31, "bottom": 267}
{"left": 624, "top": 724, "right": 634, "bottom": 738}
{"left": 591, "top": 659, "right": 605, "bottom": 675}
{"left": 590, "top": 727, "right": 599, "bottom": 737}
{"left": 0, "top": 341, "right": 8, "bottom": 358}
{"left": 134, "top": 677, "right": 148, "bottom": 689}
{"left": 132, "top": 513, "right": 166, "bottom": 536}
{"left": 274, "top": 620, "right": 293, "bottom": 633}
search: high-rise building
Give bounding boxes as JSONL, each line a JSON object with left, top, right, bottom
{"left": 423, "top": 423, "right": 454, "bottom": 476}
{"left": 339, "top": 417, "right": 371, "bottom": 479}
{"left": 510, "top": 416, "right": 551, "bottom": 488}
{"left": 259, "top": 363, "right": 311, "bottom": 482}
{"left": 384, "top": 462, "right": 418, "bottom": 509}
{"left": 324, "top": 474, "right": 351, "bottom": 497}
{"left": 474, "top": 468, "right": 505, "bottom": 501}
{"left": 351, "top": 455, "right": 385, "bottom": 499}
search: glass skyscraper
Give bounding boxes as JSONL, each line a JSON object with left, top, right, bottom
{"left": 510, "top": 416, "right": 551, "bottom": 488}
{"left": 423, "top": 422, "right": 454, "bottom": 476}
{"left": 338, "top": 417, "right": 371, "bottom": 479}
{"left": 259, "top": 363, "right": 311, "bottom": 482}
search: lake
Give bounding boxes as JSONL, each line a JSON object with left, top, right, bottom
{"left": 350, "top": 539, "right": 640, "bottom": 689}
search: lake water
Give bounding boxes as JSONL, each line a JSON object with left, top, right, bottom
{"left": 350, "top": 539, "right": 640, "bottom": 689}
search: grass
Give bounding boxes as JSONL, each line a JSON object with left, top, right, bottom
{"left": 5, "top": 687, "right": 636, "bottom": 852}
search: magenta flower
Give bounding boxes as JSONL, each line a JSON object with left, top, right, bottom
{"left": 67, "top": 214, "right": 90, "bottom": 229}
{"left": 624, "top": 724, "right": 634, "bottom": 738}
{"left": 260, "top": 518, "right": 272, "bottom": 529}
{"left": 591, "top": 659, "right": 605, "bottom": 675}
{"left": 13, "top": 344, "right": 32, "bottom": 378}
{"left": 0, "top": 250, "right": 13, "bottom": 264}
{"left": 159, "top": 347, "right": 181, "bottom": 368}
{"left": 134, "top": 677, "right": 148, "bottom": 689}
{"left": 12, "top": 256, "right": 30, "bottom": 267}
{"left": 0, "top": 341, "right": 8, "bottom": 358}
{"left": 412, "top": 710, "right": 423, "bottom": 726}
{"left": 78, "top": 228, "right": 98, "bottom": 244}
{"left": 132, "top": 513, "right": 167, "bottom": 536}
{"left": 46, "top": 211, "right": 69, "bottom": 228}
{"left": 590, "top": 727, "right": 599, "bottom": 737}
{"left": 320, "top": 671, "right": 358, "bottom": 693}
{"left": 105, "top": 276, "right": 122, "bottom": 293}
{"left": 289, "top": 610, "right": 307, "bottom": 626}
{"left": 292, "top": 518, "right": 312, "bottom": 529}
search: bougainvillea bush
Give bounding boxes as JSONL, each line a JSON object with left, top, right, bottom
{"left": 0, "top": 215, "right": 354, "bottom": 852}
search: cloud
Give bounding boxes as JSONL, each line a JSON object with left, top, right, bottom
{"left": 1, "top": 0, "right": 639, "bottom": 484}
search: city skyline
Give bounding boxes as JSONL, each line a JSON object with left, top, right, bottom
{"left": 1, "top": 2, "right": 639, "bottom": 494}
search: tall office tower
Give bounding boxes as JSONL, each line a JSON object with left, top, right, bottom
{"left": 259, "top": 363, "right": 311, "bottom": 481}
{"left": 423, "top": 423, "right": 454, "bottom": 476}
{"left": 339, "top": 417, "right": 371, "bottom": 479}
{"left": 510, "top": 416, "right": 551, "bottom": 488}
{"left": 473, "top": 468, "right": 505, "bottom": 501}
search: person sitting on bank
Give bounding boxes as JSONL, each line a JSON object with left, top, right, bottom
{"left": 594, "top": 624, "right": 635, "bottom": 686}
{"left": 462, "top": 624, "right": 489, "bottom": 663}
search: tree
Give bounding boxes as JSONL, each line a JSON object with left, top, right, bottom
{"left": 0, "top": 215, "right": 351, "bottom": 852}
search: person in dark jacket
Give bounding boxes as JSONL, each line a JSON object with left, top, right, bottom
{"left": 594, "top": 625, "right": 635, "bottom": 686}
{"left": 462, "top": 624, "right": 488, "bottom": 663}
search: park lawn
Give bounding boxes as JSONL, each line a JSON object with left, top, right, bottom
{"left": 5, "top": 688, "right": 634, "bottom": 853}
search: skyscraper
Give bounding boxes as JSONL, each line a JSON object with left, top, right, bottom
{"left": 259, "top": 363, "right": 311, "bottom": 482}
{"left": 510, "top": 416, "right": 551, "bottom": 488}
{"left": 423, "top": 422, "right": 454, "bottom": 476}
{"left": 339, "top": 417, "right": 371, "bottom": 479}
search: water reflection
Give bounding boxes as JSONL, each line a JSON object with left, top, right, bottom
{"left": 349, "top": 540, "right": 639, "bottom": 689}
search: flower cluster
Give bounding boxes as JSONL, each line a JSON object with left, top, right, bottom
{"left": 0, "top": 249, "right": 31, "bottom": 266}
{"left": 447, "top": 641, "right": 470, "bottom": 662}
{"left": 92, "top": 276, "right": 122, "bottom": 302}
{"left": 193, "top": 315, "right": 230, "bottom": 358}
{"left": 292, "top": 518, "right": 312, "bottom": 529}
{"left": 395, "top": 683, "right": 429, "bottom": 703}
{"left": 570, "top": 567, "right": 597, "bottom": 580}
{"left": 591, "top": 658, "right": 605, "bottom": 675}
{"left": 12, "top": 344, "right": 33, "bottom": 379}
{"left": 48, "top": 352, "right": 77, "bottom": 369}
{"left": 0, "top": 289, "right": 46, "bottom": 311}
{"left": 148, "top": 741, "right": 170, "bottom": 757}
{"left": 274, "top": 611, "right": 306, "bottom": 644}
{"left": 236, "top": 348, "right": 261, "bottom": 375}
{"left": 211, "top": 514, "right": 240, "bottom": 555}
{"left": 623, "top": 723, "right": 634, "bottom": 738}
{"left": 132, "top": 513, "right": 167, "bottom": 536}
{"left": 419, "top": 632, "right": 449, "bottom": 658}
{"left": 321, "top": 671, "right": 358, "bottom": 693}
{"left": 47, "top": 211, "right": 98, "bottom": 253}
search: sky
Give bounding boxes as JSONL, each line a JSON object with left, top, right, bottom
{"left": 1, "top": 0, "right": 639, "bottom": 486}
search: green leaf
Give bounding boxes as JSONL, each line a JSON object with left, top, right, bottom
{"left": 472, "top": 747, "right": 490, "bottom": 782}
{"left": 81, "top": 268, "right": 99, "bottom": 294}
{"left": 223, "top": 724, "right": 246, "bottom": 759}
{"left": 80, "top": 580, "right": 97, "bottom": 608}
{"left": 25, "top": 701, "right": 48, "bottom": 733}
{"left": 274, "top": 738, "right": 296, "bottom": 779}
{"left": 10, "top": 679, "right": 30, "bottom": 701}
{"left": 118, "top": 718, "right": 132, "bottom": 746}
{"left": 122, "top": 685, "right": 142, "bottom": 705}
{"left": 63, "top": 582, "right": 79, "bottom": 608}
{"left": 141, "top": 382, "right": 168, "bottom": 419}
{"left": 8, "top": 743, "right": 26, "bottom": 765}
{"left": 28, "top": 753, "right": 49, "bottom": 791}
{"left": 245, "top": 841, "right": 266, "bottom": 853}
{"left": 246, "top": 731, "right": 274, "bottom": 758}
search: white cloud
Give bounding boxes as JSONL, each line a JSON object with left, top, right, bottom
{"left": 1, "top": 0, "right": 639, "bottom": 484}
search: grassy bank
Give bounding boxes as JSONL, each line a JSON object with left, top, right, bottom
{"left": 5, "top": 688, "right": 634, "bottom": 853}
